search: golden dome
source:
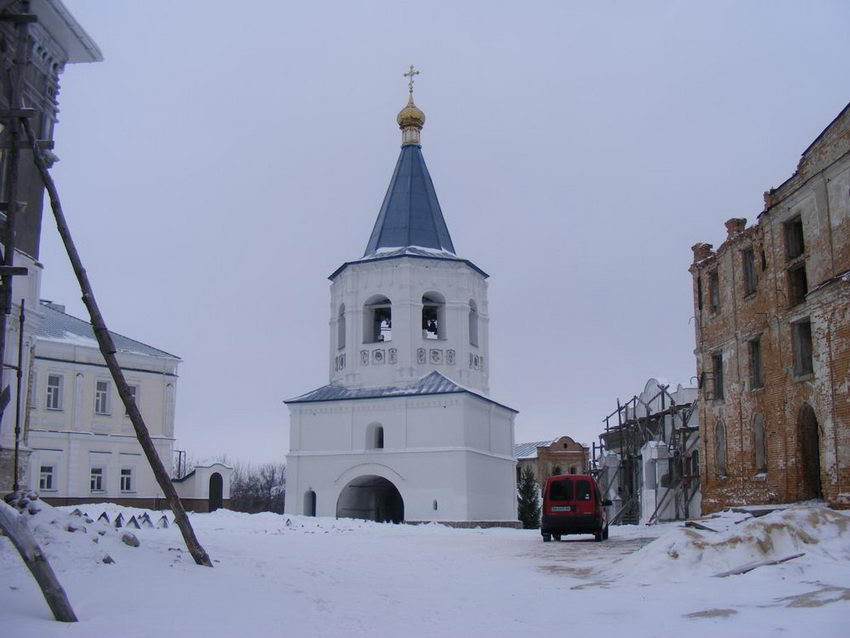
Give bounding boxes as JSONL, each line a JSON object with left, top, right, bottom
{"left": 397, "top": 94, "right": 426, "bottom": 130}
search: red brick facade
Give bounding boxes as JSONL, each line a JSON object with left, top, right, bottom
{"left": 690, "top": 104, "right": 850, "bottom": 512}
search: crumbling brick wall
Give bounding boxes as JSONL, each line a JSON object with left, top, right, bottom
{"left": 690, "top": 103, "right": 850, "bottom": 512}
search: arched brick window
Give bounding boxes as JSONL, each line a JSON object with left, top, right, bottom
{"left": 714, "top": 420, "right": 727, "bottom": 477}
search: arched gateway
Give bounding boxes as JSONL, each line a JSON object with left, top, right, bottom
{"left": 336, "top": 475, "right": 404, "bottom": 523}
{"left": 798, "top": 404, "right": 822, "bottom": 499}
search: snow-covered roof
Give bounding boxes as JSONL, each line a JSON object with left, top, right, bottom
{"left": 513, "top": 440, "right": 553, "bottom": 460}
{"left": 36, "top": 302, "right": 180, "bottom": 360}
{"left": 286, "top": 370, "right": 517, "bottom": 413}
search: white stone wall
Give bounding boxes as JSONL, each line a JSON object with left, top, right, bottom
{"left": 285, "top": 393, "right": 516, "bottom": 522}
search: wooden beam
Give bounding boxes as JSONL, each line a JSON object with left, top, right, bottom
{"left": 0, "top": 502, "right": 77, "bottom": 622}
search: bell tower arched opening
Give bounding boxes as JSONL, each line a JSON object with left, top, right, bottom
{"left": 364, "top": 295, "right": 392, "bottom": 343}
{"left": 422, "top": 292, "right": 446, "bottom": 340}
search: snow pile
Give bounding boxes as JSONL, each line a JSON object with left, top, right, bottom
{"left": 1, "top": 494, "right": 143, "bottom": 569}
{"left": 612, "top": 505, "right": 850, "bottom": 582}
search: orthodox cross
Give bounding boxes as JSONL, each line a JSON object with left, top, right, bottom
{"left": 404, "top": 65, "right": 420, "bottom": 94}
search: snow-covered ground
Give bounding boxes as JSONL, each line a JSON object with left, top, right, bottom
{"left": 2, "top": 501, "right": 849, "bottom": 637}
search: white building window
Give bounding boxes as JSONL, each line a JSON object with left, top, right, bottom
{"left": 124, "top": 385, "right": 139, "bottom": 416}
{"left": 95, "top": 380, "right": 111, "bottom": 415}
{"left": 337, "top": 304, "right": 346, "bottom": 350}
{"left": 46, "top": 374, "right": 63, "bottom": 410}
{"left": 120, "top": 468, "right": 133, "bottom": 492}
{"left": 39, "top": 465, "right": 55, "bottom": 490}
{"left": 90, "top": 467, "right": 104, "bottom": 492}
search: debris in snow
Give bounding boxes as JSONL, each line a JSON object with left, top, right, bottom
{"left": 120, "top": 532, "right": 140, "bottom": 548}
{"left": 713, "top": 552, "right": 805, "bottom": 577}
{"left": 126, "top": 515, "right": 141, "bottom": 529}
{"left": 98, "top": 512, "right": 110, "bottom": 524}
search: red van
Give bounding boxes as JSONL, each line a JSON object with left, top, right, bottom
{"left": 541, "top": 474, "right": 610, "bottom": 542}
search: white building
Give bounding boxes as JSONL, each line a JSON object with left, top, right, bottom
{"left": 26, "top": 301, "right": 176, "bottom": 506}
{"left": 284, "top": 85, "right": 519, "bottom": 526}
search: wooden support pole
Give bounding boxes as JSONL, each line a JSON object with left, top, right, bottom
{"left": 0, "top": 501, "right": 78, "bottom": 622}
{"left": 21, "top": 117, "right": 213, "bottom": 568}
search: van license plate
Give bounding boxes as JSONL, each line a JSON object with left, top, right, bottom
{"left": 552, "top": 506, "right": 571, "bottom": 512}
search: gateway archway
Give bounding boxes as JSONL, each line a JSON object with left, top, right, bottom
{"left": 209, "top": 472, "right": 223, "bottom": 512}
{"left": 336, "top": 475, "right": 404, "bottom": 523}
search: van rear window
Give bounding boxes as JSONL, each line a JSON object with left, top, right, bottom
{"left": 576, "top": 479, "right": 591, "bottom": 501}
{"left": 549, "top": 479, "right": 572, "bottom": 501}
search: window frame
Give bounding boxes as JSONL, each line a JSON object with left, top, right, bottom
{"left": 792, "top": 319, "right": 814, "bottom": 378}
{"left": 120, "top": 467, "right": 134, "bottom": 493}
{"left": 90, "top": 466, "right": 105, "bottom": 492}
{"left": 46, "top": 373, "right": 63, "bottom": 411}
{"left": 95, "top": 379, "right": 111, "bottom": 416}
{"left": 39, "top": 465, "right": 55, "bottom": 491}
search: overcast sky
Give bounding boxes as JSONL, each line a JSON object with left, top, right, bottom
{"left": 42, "top": 1, "right": 850, "bottom": 464}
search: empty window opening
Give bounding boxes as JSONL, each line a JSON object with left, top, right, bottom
{"left": 363, "top": 296, "right": 392, "bottom": 343}
{"left": 422, "top": 293, "right": 446, "bottom": 340}
{"left": 433, "top": 499, "right": 438, "bottom": 511}
{"left": 712, "top": 352, "right": 724, "bottom": 400}
{"left": 760, "top": 249, "right": 767, "bottom": 271}
{"left": 788, "top": 264, "right": 808, "bottom": 307}
{"left": 337, "top": 304, "right": 346, "bottom": 350}
{"left": 552, "top": 465, "right": 561, "bottom": 476}
{"left": 120, "top": 468, "right": 133, "bottom": 492}
{"left": 366, "top": 423, "right": 384, "bottom": 450}
{"left": 39, "top": 465, "right": 54, "bottom": 490}
{"left": 468, "top": 300, "right": 479, "bottom": 346}
{"left": 784, "top": 216, "right": 805, "bottom": 261}
{"left": 793, "top": 319, "right": 814, "bottom": 377}
{"left": 709, "top": 270, "right": 720, "bottom": 312}
{"left": 753, "top": 414, "right": 767, "bottom": 473}
{"left": 749, "top": 337, "right": 763, "bottom": 389}
{"left": 715, "top": 421, "right": 727, "bottom": 477}
{"left": 570, "top": 466, "right": 577, "bottom": 475}
{"left": 46, "top": 374, "right": 62, "bottom": 410}
{"left": 697, "top": 276, "right": 704, "bottom": 311}
{"left": 742, "top": 248, "right": 757, "bottom": 296}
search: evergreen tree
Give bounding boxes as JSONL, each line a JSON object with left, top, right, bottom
{"left": 517, "top": 465, "right": 541, "bottom": 529}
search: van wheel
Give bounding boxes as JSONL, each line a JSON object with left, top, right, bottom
{"left": 542, "top": 533, "right": 552, "bottom": 542}
{"left": 594, "top": 529, "right": 603, "bottom": 542}
{"left": 602, "top": 526, "right": 609, "bottom": 540}
{"left": 553, "top": 534, "right": 561, "bottom": 542}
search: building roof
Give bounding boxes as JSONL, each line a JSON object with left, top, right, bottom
{"left": 513, "top": 440, "right": 553, "bottom": 460}
{"left": 35, "top": 0, "right": 104, "bottom": 63}
{"left": 285, "top": 370, "right": 517, "bottom": 413}
{"left": 363, "top": 144, "right": 455, "bottom": 257}
{"left": 36, "top": 302, "right": 180, "bottom": 360}
{"left": 328, "top": 245, "right": 488, "bottom": 280}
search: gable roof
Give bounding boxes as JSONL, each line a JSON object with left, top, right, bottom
{"left": 363, "top": 144, "right": 455, "bottom": 257}
{"left": 36, "top": 302, "right": 180, "bottom": 360}
{"left": 514, "top": 440, "right": 553, "bottom": 460}
{"left": 285, "top": 370, "right": 517, "bottom": 413}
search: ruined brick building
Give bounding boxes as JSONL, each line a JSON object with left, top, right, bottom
{"left": 690, "top": 102, "right": 850, "bottom": 511}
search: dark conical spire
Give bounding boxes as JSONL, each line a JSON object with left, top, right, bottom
{"left": 363, "top": 144, "right": 456, "bottom": 256}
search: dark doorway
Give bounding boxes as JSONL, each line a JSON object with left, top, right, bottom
{"left": 209, "top": 472, "right": 223, "bottom": 512}
{"left": 304, "top": 490, "right": 317, "bottom": 516}
{"left": 336, "top": 475, "right": 404, "bottom": 523}
{"left": 799, "top": 404, "right": 822, "bottom": 500}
